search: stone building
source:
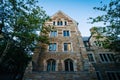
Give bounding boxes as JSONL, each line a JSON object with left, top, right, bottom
{"left": 24, "top": 11, "right": 120, "bottom": 80}
{"left": 83, "top": 27, "right": 120, "bottom": 80}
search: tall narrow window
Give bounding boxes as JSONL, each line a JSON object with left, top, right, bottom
{"left": 53, "top": 21, "right": 55, "bottom": 25}
{"left": 63, "top": 30, "right": 70, "bottom": 37}
{"left": 57, "top": 21, "right": 60, "bottom": 25}
{"left": 106, "top": 72, "right": 120, "bottom": 80}
{"left": 47, "top": 59, "right": 56, "bottom": 71}
{"left": 57, "top": 21, "right": 63, "bottom": 26}
{"left": 64, "top": 59, "right": 74, "bottom": 71}
{"left": 49, "top": 43, "right": 57, "bottom": 51}
{"left": 96, "top": 71, "right": 102, "bottom": 80}
{"left": 64, "top": 43, "right": 71, "bottom": 51}
{"left": 50, "top": 31, "right": 57, "bottom": 37}
{"left": 65, "top": 21, "right": 67, "bottom": 25}
{"left": 87, "top": 53, "right": 95, "bottom": 62}
{"left": 60, "top": 21, "right": 63, "bottom": 25}
{"left": 99, "top": 53, "right": 114, "bottom": 63}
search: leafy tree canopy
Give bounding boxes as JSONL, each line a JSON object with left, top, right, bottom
{"left": 89, "top": 0, "right": 120, "bottom": 52}
{"left": 0, "top": 0, "right": 51, "bottom": 79}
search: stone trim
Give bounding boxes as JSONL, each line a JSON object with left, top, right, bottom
{"left": 43, "top": 59, "right": 59, "bottom": 71}
{"left": 43, "top": 60, "right": 47, "bottom": 71}
{"left": 56, "top": 60, "right": 59, "bottom": 71}
{"left": 62, "top": 42, "right": 73, "bottom": 52}
{"left": 49, "top": 30, "right": 58, "bottom": 37}
{"left": 74, "top": 60, "right": 77, "bottom": 71}
{"left": 47, "top": 42, "right": 58, "bottom": 52}
{"left": 62, "top": 29, "right": 71, "bottom": 37}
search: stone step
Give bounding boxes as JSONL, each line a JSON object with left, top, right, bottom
{"left": 24, "top": 71, "right": 97, "bottom": 80}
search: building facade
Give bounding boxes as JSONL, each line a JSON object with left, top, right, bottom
{"left": 24, "top": 11, "right": 120, "bottom": 80}
{"left": 83, "top": 27, "right": 120, "bottom": 80}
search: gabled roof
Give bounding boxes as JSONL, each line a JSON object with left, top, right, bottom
{"left": 51, "top": 10, "right": 78, "bottom": 24}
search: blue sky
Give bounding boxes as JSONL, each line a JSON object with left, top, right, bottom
{"left": 39, "top": 0, "right": 110, "bottom": 36}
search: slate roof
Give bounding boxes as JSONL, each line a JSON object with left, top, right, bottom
{"left": 82, "top": 37, "right": 89, "bottom": 41}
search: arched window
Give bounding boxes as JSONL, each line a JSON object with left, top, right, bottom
{"left": 65, "top": 21, "right": 67, "bottom": 25}
{"left": 57, "top": 21, "right": 63, "bottom": 26}
{"left": 57, "top": 21, "right": 60, "bottom": 25}
{"left": 53, "top": 21, "right": 55, "bottom": 25}
{"left": 60, "top": 21, "right": 63, "bottom": 25}
{"left": 47, "top": 59, "right": 56, "bottom": 71}
{"left": 64, "top": 59, "right": 74, "bottom": 71}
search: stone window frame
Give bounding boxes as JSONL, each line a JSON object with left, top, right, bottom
{"left": 57, "top": 20, "right": 63, "bottom": 26}
{"left": 52, "top": 19, "right": 68, "bottom": 26}
{"left": 98, "top": 52, "right": 115, "bottom": 63}
{"left": 64, "top": 21, "right": 68, "bottom": 26}
{"left": 61, "top": 59, "right": 77, "bottom": 71}
{"left": 64, "top": 59, "right": 74, "bottom": 72}
{"left": 46, "top": 59, "right": 56, "bottom": 71}
{"left": 43, "top": 59, "right": 59, "bottom": 71}
{"left": 62, "top": 42, "right": 73, "bottom": 52}
{"left": 105, "top": 71, "right": 120, "bottom": 80}
{"left": 48, "top": 42, "right": 58, "bottom": 52}
{"left": 63, "top": 30, "right": 70, "bottom": 37}
{"left": 62, "top": 29, "right": 71, "bottom": 37}
{"left": 49, "top": 30, "right": 58, "bottom": 37}
{"left": 53, "top": 21, "right": 56, "bottom": 25}
{"left": 87, "top": 52, "right": 96, "bottom": 63}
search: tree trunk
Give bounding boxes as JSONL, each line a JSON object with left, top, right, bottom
{"left": 0, "top": 41, "right": 11, "bottom": 63}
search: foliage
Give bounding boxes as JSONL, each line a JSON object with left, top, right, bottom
{"left": 0, "top": 0, "right": 51, "bottom": 79}
{"left": 89, "top": 0, "right": 120, "bottom": 52}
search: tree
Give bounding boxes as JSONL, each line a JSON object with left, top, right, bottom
{"left": 0, "top": 0, "right": 51, "bottom": 79}
{"left": 89, "top": 0, "right": 120, "bottom": 62}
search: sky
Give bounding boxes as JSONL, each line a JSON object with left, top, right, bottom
{"left": 39, "top": 0, "right": 110, "bottom": 36}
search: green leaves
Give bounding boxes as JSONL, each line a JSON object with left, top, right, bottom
{"left": 0, "top": 0, "right": 50, "bottom": 78}
{"left": 89, "top": 0, "right": 120, "bottom": 52}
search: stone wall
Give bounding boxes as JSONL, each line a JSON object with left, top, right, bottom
{"left": 23, "top": 11, "right": 95, "bottom": 80}
{"left": 32, "top": 11, "right": 89, "bottom": 72}
{"left": 24, "top": 71, "right": 97, "bottom": 80}
{"left": 37, "top": 52, "right": 83, "bottom": 71}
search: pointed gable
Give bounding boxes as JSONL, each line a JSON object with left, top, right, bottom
{"left": 51, "top": 11, "right": 78, "bottom": 24}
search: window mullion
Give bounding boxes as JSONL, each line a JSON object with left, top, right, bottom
{"left": 106, "top": 54, "right": 110, "bottom": 62}
{"left": 102, "top": 54, "right": 106, "bottom": 62}
{"left": 68, "top": 61, "right": 70, "bottom": 71}
{"left": 50, "top": 61, "right": 52, "bottom": 71}
{"left": 100, "top": 54, "right": 105, "bottom": 62}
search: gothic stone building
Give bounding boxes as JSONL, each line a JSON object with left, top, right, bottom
{"left": 83, "top": 28, "right": 120, "bottom": 80}
{"left": 24, "top": 11, "right": 120, "bottom": 80}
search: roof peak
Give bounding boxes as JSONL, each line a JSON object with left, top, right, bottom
{"left": 57, "top": 10, "right": 65, "bottom": 14}
{"left": 51, "top": 10, "right": 78, "bottom": 24}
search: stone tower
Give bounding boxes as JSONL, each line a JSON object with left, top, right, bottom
{"left": 24, "top": 11, "right": 96, "bottom": 80}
